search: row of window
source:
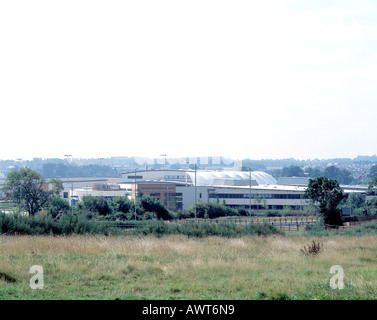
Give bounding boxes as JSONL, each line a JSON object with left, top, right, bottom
{"left": 228, "top": 205, "right": 303, "bottom": 210}
{"left": 164, "top": 175, "right": 187, "bottom": 180}
{"left": 127, "top": 175, "right": 143, "bottom": 180}
{"left": 150, "top": 193, "right": 182, "bottom": 197}
{"left": 209, "top": 193, "right": 303, "bottom": 200}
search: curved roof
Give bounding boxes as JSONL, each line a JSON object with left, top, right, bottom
{"left": 185, "top": 170, "right": 277, "bottom": 186}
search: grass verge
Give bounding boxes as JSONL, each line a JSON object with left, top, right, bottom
{"left": 1, "top": 234, "right": 377, "bottom": 300}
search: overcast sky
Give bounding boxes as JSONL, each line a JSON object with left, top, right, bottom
{"left": 1, "top": 0, "right": 377, "bottom": 161}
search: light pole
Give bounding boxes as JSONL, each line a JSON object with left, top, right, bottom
{"left": 134, "top": 168, "right": 138, "bottom": 221}
{"left": 71, "top": 182, "right": 74, "bottom": 215}
{"left": 249, "top": 168, "right": 252, "bottom": 218}
{"left": 16, "top": 158, "right": 25, "bottom": 214}
{"left": 160, "top": 154, "right": 167, "bottom": 169}
{"left": 194, "top": 163, "right": 197, "bottom": 224}
{"left": 16, "top": 158, "right": 23, "bottom": 214}
{"left": 64, "top": 155, "right": 73, "bottom": 210}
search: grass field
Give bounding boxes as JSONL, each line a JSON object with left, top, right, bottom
{"left": 1, "top": 234, "right": 377, "bottom": 300}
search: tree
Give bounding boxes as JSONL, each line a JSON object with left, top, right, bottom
{"left": 2, "top": 168, "right": 63, "bottom": 216}
{"left": 368, "top": 177, "right": 377, "bottom": 195}
{"left": 344, "top": 192, "right": 365, "bottom": 209}
{"left": 304, "top": 177, "right": 345, "bottom": 226}
{"left": 281, "top": 165, "right": 304, "bottom": 177}
{"left": 80, "top": 195, "right": 112, "bottom": 216}
{"left": 109, "top": 196, "right": 132, "bottom": 214}
{"left": 137, "top": 196, "right": 172, "bottom": 220}
{"left": 304, "top": 167, "right": 323, "bottom": 178}
{"left": 368, "top": 165, "right": 377, "bottom": 179}
{"left": 323, "top": 165, "right": 352, "bottom": 185}
{"left": 46, "top": 197, "right": 70, "bottom": 217}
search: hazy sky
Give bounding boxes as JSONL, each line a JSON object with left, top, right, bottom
{"left": 1, "top": 0, "right": 377, "bottom": 161}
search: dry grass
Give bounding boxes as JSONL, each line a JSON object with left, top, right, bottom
{"left": 1, "top": 234, "right": 377, "bottom": 299}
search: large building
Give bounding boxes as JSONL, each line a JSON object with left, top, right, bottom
{"left": 119, "top": 169, "right": 310, "bottom": 211}
{"left": 121, "top": 169, "right": 277, "bottom": 186}
{"left": 120, "top": 169, "right": 370, "bottom": 212}
{"left": 2, "top": 170, "right": 371, "bottom": 214}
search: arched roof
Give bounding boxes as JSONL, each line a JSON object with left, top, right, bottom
{"left": 185, "top": 171, "right": 277, "bottom": 186}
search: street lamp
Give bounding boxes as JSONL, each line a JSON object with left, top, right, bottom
{"left": 134, "top": 168, "right": 138, "bottom": 221}
{"left": 16, "top": 158, "right": 23, "bottom": 214}
{"left": 249, "top": 168, "right": 252, "bottom": 218}
{"left": 194, "top": 163, "right": 197, "bottom": 224}
{"left": 160, "top": 154, "right": 167, "bottom": 169}
{"left": 64, "top": 155, "right": 74, "bottom": 210}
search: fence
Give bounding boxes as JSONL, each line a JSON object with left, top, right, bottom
{"left": 325, "top": 214, "right": 377, "bottom": 230}
{"left": 172, "top": 216, "right": 318, "bottom": 231}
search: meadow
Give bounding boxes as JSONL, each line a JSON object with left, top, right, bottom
{"left": 1, "top": 233, "right": 377, "bottom": 300}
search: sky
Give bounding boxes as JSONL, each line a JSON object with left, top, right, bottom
{"left": 1, "top": 0, "right": 377, "bottom": 161}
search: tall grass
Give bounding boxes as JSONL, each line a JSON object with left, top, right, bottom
{"left": 2, "top": 234, "right": 377, "bottom": 299}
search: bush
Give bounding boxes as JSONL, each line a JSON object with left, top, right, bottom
{"left": 0, "top": 213, "right": 117, "bottom": 236}
{"left": 300, "top": 241, "right": 323, "bottom": 256}
{"left": 137, "top": 196, "right": 173, "bottom": 220}
{"left": 134, "top": 221, "right": 284, "bottom": 238}
{"left": 266, "top": 210, "right": 282, "bottom": 217}
{"left": 138, "top": 221, "right": 170, "bottom": 237}
{"left": 303, "top": 222, "right": 377, "bottom": 237}
{"left": 184, "top": 202, "right": 240, "bottom": 220}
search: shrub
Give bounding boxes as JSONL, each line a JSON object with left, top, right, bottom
{"left": 0, "top": 213, "right": 117, "bottom": 236}
{"left": 300, "top": 241, "right": 323, "bottom": 256}
{"left": 184, "top": 202, "right": 240, "bottom": 220}
{"left": 139, "top": 221, "right": 171, "bottom": 237}
{"left": 266, "top": 210, "right": 282, "bottom": 217}
{"left": 137, "top": 196, "right": 173, "bottom": 220}
{"left": 134, "top": 221, "right": 283, "bottom": 238}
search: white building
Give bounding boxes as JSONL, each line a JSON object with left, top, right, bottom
{"left": 121, "top": 169, "right": 277, "bottom": 186}
{"left": 38, "top": 169, "right": 370, "bottom": 213}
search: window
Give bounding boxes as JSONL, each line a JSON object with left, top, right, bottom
{"left": 127, "top": 175, "right": 143, "bottom": 180}
{"left": 164, "top": 175, "right": 186, "bottom": 180}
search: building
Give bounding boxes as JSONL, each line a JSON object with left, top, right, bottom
{"left": 124, "top": 182, "right": 178, "bottom": 211}
{"left": 119, "top": 169, "right": 372, "bottom": 212}
{"left": 56, "top": 178, "right": 122, "bottom": 205}
{"left": 121, "top": 169, "right": 277, "bottom": 186}
{"left": 2, "top": 169, "right": 374, "bottom": 214}
{"left": 120, "top": 169, "right": 309, "bottom": 211}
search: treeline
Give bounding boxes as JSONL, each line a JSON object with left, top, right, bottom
{"left": 267, "top": 164, "right": 355, "bottom": 185}
{"left": 2, "top": 155, "right": 377, "bottom": 179}
{"left": 47, "top": 192, "right": 377, "bottom": 223}
{"left": 0, "top": 159, "right": 120, "bottom": 179}
{"left": 58, "top": 196, "right": 249, "bottom": 221}
{"left": 40, "top": 163, "right": 119, "bottom": 178}
{"left": 49, "top": 195, "right": 289, "bottom": 222}
{"left": 0, "top": 212, "right": 115, "bottom": 235}
{"left": 0, "top": 212, "right": 283, "bottom": 237}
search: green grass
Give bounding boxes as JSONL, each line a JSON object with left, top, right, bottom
{"left": 1, "top": 233, "right": 377, "bottom": 300}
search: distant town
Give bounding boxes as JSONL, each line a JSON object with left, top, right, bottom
{"left": 1, "top": 155, "right": 376, "bottom": 183}
{"left": 1, "top": 155, "right": 376, "bottom": 215}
